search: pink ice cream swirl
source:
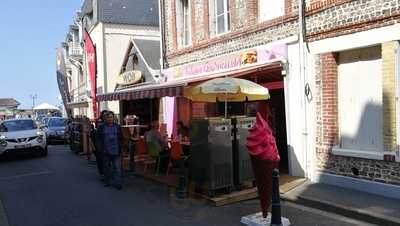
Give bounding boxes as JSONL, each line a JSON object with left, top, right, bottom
{"left": 246, "top": 112, "right": 280, "bottom": 161}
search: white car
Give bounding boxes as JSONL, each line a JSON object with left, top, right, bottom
{"left": 0, "top": 119, "right": 48, "bottom": 157}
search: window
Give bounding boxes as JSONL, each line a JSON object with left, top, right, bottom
{"left": 0, "top": 120, "right": 37, "bottom": 132}
{"left": 176, "top": 0, "right": 191, "bottom": 47}
{"left": 259, "top": 0, "right": 285, "bottom": 21}
{"left": 337, "top": 45, "right": 383, "bottom": 152}
{"left": 209, "top": 0, "right": 230, "bottom": 36}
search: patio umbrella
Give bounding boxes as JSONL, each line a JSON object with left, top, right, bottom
{"left": 184, "top": 77, "right": 270, "bottom": 118}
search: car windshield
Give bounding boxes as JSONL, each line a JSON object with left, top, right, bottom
{"left": 48, "top": 118, "right": 65, "bottom": 127}
{"left": 0, "top": 120, "right": 37, "bottom": 132}
{"left": 43, "top": 118, "right": 50, "bottom": 124}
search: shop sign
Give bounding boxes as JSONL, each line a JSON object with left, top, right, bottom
{"left": 162, "top": 43, "right": 287, "bottom": 82}
{"left": 116, "top": 70, "right": 142, "bottom": 86}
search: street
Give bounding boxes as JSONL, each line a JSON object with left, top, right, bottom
{"left": 0, "top": 145, "right": 377, "bottom": 226}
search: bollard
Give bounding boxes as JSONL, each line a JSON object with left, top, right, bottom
{"left": 176, "top": 174, "right": 186, "bottom": 199}
{"left": 271, "top": 168, "right": 282, "bottom": 226}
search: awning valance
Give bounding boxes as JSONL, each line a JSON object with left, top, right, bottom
{"left": 97, "top": 59, "right": 285, "bottom": 102}
{"left": 97, "top": 82, "right": 185, "bottom": 102}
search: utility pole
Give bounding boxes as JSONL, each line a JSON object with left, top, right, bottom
{"left": 29, "top": 94, "right": 37, "bottom": 109}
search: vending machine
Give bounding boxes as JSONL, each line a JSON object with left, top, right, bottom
{"left": 232, "top": 116, "right": 256, "bottom": 190}
{"left": 189, "top": 118, "right": 233, "bottom": 197}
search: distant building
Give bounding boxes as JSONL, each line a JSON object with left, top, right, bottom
{"left": 80, "top": 0, "right": 160, "bottom": 119}
{"left": 61, "top": 12, "right": 87, "bottom": 118}
{"left": 0, "top": 98, "right": 20, "bottom": 110}
{"left": 0, "top": 98, "right": 20, "bottom": 120}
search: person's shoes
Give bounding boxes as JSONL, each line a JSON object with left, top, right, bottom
{"left": 115, "top": 185, "right": 122, "bottom": 190}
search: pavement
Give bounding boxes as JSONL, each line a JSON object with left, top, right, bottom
{"left": 282, "top": 180, "right": 400, "bottom": 226}
{"left": 0, "top": 145, "right": 383, "bottom": 226}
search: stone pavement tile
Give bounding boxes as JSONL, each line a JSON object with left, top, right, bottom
{"left": 0, "top": 200, "right": 9, "bottom": 226}
{"left": 282, "top": 181, "right": 400, "bottom": 226}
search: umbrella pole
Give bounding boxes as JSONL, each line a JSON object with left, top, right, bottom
{"left": 225, "top": 92, "right": 228, "bottom": 119}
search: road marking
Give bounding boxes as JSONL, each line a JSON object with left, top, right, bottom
{"left": 0, "top": 171, "right": 52, "bottom": 181}
{"left": 284, "top": 202, "right": 379, "bottom": 226}
{"left": 0, "top": 200, "right": 9, "bottom": 226}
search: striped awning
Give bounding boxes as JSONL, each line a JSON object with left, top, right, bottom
{"left": 97, "top": 83, "right": 185, "bottom": 102}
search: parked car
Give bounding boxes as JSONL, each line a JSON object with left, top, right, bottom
{"left": 0, "top": 119, "right": 48, "bottom": 157}
{"left": 45, "top": 117, "right": 67, "bottom": 143}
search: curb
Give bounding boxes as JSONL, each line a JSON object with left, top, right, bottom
{"left": 281, "top": 193, "right": 400, "bottom": 226}
{"left": 0, "top": 200, "right": 9, "bottom": 226}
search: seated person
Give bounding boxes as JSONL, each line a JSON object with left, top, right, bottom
{"left": 176, "top": 121, "right": 189, "bottom": 142}
{"left": 145, "top": 121, "right": 168, "bottom": 152}
{"left": 176, "top": 121, "right": 190, "bottom": 156}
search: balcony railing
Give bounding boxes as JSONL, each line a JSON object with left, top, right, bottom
{"left": 69, "top": 44, "right": 83, "bottom": 57}
{"left": 69, "top": 83, "right": 88, "bottom": 103}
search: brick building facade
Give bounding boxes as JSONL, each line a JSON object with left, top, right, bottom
{"left": 160, "top": 0, "right": 400, "bottom": 198}
{"left": 307, "top": 0, "right": 400, "bottom": 197}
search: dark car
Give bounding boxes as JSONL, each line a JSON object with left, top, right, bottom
{"left": 45, "top": 118, "right": 67, "bottom": 144}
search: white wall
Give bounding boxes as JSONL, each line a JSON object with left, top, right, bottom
{"left": 102, "top": 24, "right": 160, "bottom": 114}
{"left": 284, "top": 42, "right": 316, "bottom": 178}
{"left": 86, "top": 23, "right": 160, "bottom": 115}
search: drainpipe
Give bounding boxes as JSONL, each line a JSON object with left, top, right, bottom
{"left": 395, "top": 41, "right": 400, "bottom": 162}
{"left": 159, "top": 0, "right": 169, "bottom": 70}
{"left": 299, "top": 0, "right": 310, "bottom": 178}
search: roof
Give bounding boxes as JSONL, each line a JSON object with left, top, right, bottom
{"left": 82, "top": 0, "right": 93, "bottom": 15}
{"left": 33, "top": 103, "right": 59, "bottom": 111}
{"left": 132, "top": 39, "right": 160, "bottom": 70}
{"left": 83, "top": 0, "right": 159, "bottom": 27}
{"left": 0, "top": 98, "right": 20, "bottom": 107}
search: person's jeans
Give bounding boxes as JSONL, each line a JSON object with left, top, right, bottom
{"left": 103, "top": 154, "right": 123, "bottom": 187}
{"left": 94, "top": 150, "right": 104, "bottom": 176}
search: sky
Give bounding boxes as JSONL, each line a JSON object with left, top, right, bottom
{"left": 0, "top": 0, "right": 82, "bottom": 109}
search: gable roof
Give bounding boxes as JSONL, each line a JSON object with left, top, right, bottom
{"left": 96, "top": 0, "right": 159, "bottom": 27}
{"left": 133, "top": 39, "right": 160, "bottom": 70}
{"left": 0, "top": 98, "right": 20, "bottom": 108}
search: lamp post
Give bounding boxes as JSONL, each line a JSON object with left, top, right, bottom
{"left": 29, "top": 94, "right": 37, "bottom": 109}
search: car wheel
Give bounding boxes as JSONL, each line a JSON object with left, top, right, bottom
{"left": 41, "top": 146, "right": 48, "bottom": 157}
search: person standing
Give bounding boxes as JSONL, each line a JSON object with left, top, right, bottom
{"left": 94, "top": 110, "right": 108, "bottom": 179}
{"left": 97, "top": 111, "right": 123, "bottom": 190}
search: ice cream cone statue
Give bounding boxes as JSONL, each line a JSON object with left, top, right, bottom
{"left": 246, "top": 112, "right": 280, "bottom": 219}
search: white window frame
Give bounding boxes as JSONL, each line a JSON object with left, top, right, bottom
{"left": 333, "top": 45, "right": 385, "bottom": 160}
{"left": 176, "top": 0, "right": 191, "bottom": 48}
{"left": 259, "top": 0, "right": 285, "bottom": 22}
{"left": 215, "top": 0, "right": 230, "bottom": 35}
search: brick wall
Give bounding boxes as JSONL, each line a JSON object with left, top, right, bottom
{"left": 306, "top": 0, "right": 400, "bottom": 41}
{"left": 315, "top": 50, "right": 400, "bottom": 185}
{"left": 382, "top": 41, "right": 397, "bottom": 152}
{"left": 163, "top": 0, "right": 299, "bottom": 66}
{"left": 163, "top": 0, "right": 400, "bottom": 67}
{"left": 168, "top": 20, "right": 298, "bottom": 66}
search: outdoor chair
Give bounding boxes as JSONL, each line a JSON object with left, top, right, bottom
{"left": 166, "top": 141, "right": 183, "bottom": 176}
{"left": 144, "top": 141, "right": 161, "bottom": 174}
{"left": 134, "top": 137, "right": 151, "bottom": 164}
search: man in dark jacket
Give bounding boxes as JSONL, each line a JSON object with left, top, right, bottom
{"left": 94, "top": 110, "right": 108, "bottom": 178}
{"left": 97, "top": 111, "right": 123, "bottom": 190}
